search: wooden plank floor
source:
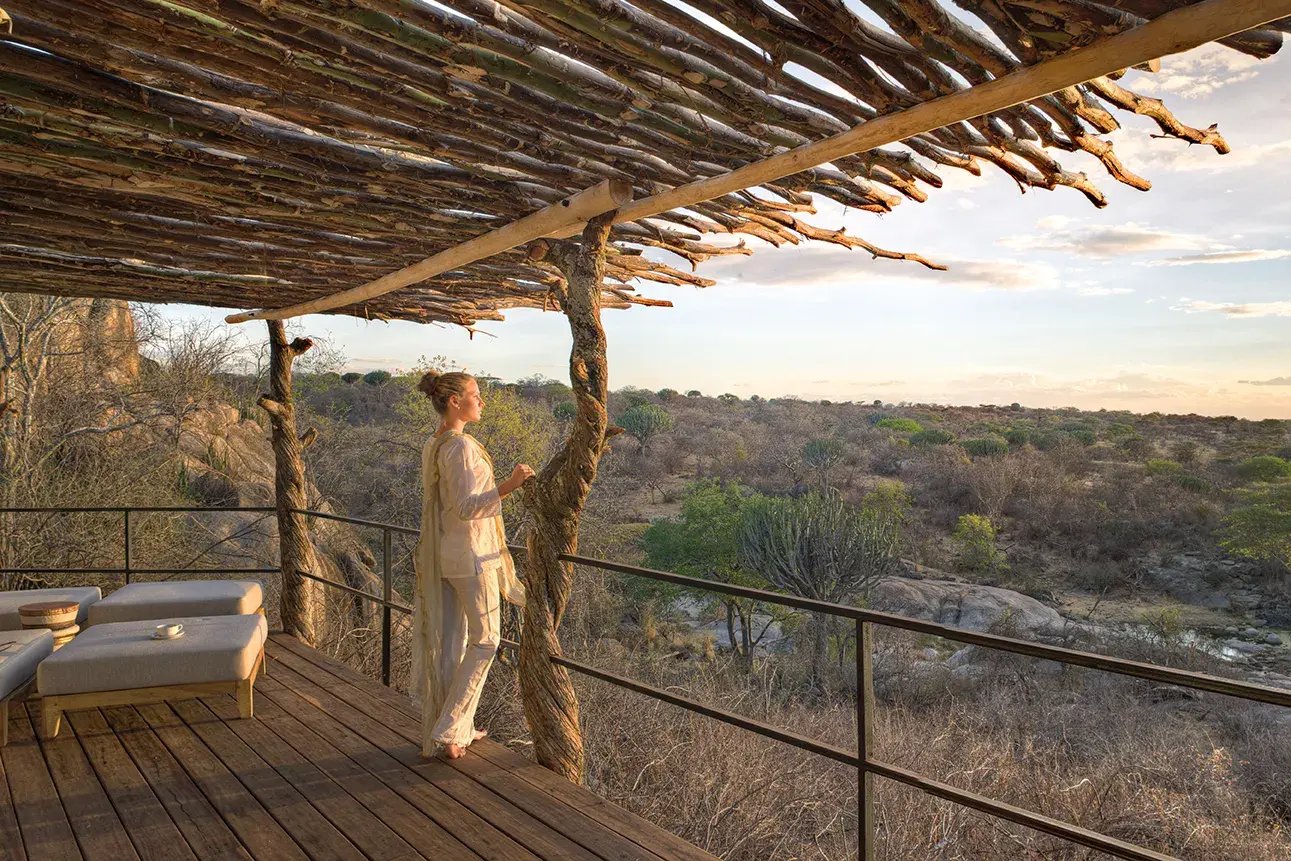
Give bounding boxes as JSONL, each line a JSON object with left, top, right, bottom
{"left": 1, "top": 634, "right": 718, "bottom": 861}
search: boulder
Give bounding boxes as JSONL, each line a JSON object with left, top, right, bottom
{"left": 873, "top": 577, "right": 1065, "bottom": 636}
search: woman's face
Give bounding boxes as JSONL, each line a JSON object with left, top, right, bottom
{"left": 451, "top": 378, "right": 484, "bottom": 423}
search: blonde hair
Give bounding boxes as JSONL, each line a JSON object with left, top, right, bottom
{"left": 417, "top": 370, "right": 475, "bottom": 415}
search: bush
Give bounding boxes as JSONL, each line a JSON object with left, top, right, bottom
{"left": 718, "top": 393, "right": 739, "bottom": 403}
{"left": 362, "top": 370, "right": 392, "bottom": 386}
{"left": 961, "top": 437, "right": 1008, "bottom": 457}
{"left": 911, "top": 429, "right": 954, "bottom": 446}
{"left": 1066, "top": 428, "right": 1096, "bottom": 446}
{"left": 1235, "top": 455, "right": 1291, "bottom": 483}
{"left": 952, "top": 513, "right": 1006, "bottom": 574}
{"left": 1004, "top": 427, "right": 1030, "bottom": 446}
{"left": 877, "top": 417, "right": 922, "bottom": 433}
{"left": 553, "top": 401, "right": 577, "bottom": 422}
{"left": 341, "top": 372, "right": 362, "bottom": 384}
{"left": 657, "top": 388, "right": 680, "bottom": 401}
{"left": 1172, "top": 474, "right": 1212, "bottom": 493}
{"left": 1145, "top": 459, "right": 1183, "bottom": 476}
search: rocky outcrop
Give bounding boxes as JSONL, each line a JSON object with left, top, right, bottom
{"left": 872, "top": 576, "right": 1066, "bottom": 636}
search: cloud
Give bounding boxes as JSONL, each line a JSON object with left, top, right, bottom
{"left": 1146, "top": 249, "right": 1291, "bottom": 266}
{"left": 1240, "top": 377, "right": 1291, "bottom": 386}
{"left": 1172, "top": 298, "right": 1291, "bottom": 318}
{"left": 1128, "top": 43, "right": 1262, "bottom": 100}
{"left": 1110, "top": 135, "right": 1291, "bottom": 176}
{"left": 1078, "top": 286, "right": 1135, "bottom": 296}
{"left": 1000, "top": 220, "right": 1215, "bottom": 258}
{"left": 696, "top": 245, "right": 1062, "bottom": 292}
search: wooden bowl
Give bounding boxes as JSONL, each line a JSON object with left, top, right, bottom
{"left": 19, "top": 601, "right": 80, "bottom": 629}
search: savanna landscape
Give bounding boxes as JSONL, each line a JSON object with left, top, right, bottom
{"left": 5, "top": 295, "right": 1288, "bottom": 860}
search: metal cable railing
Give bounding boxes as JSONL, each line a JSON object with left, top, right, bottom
{"left": 4, "top": 505, "right": 1286, "bottom": 861}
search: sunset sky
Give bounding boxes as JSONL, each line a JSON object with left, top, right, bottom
{"left": 169, "top": 39, "right": 1291, "bottom": 419}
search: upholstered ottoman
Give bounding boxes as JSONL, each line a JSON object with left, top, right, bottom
{"left": 0, "top": 587, "right": 101, "bottom": 631}
{"left": 38, "top": 614, "right": 266, "bottom": 739}
{"left": 1, "top": 629, "right": 55, "bottom": 746}
{"left": 86, "top": 580, "right": 263, "bottom": 627}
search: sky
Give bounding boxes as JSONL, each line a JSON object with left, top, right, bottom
{"left": 166, "top": 39, "right": 1291, "bottom": 420}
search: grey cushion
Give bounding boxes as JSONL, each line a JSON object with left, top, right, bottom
{"left": 86, "top": 580, "right": 263, "bottom": 626}
{"left": 0, "top": 587, "right": 102, "bottom": 631}
{"left": 39, "top": 614, "right": 267, "bottom": 696}
{"left": 0, "top": 629, "right": 55, "bottom": 699}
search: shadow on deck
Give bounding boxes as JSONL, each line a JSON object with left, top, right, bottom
{"left": 0, "top": 633, "right": 717, "bottom": 861}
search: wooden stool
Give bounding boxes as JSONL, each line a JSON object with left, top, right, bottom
{"left": 19, "top": 601, "right": 81, "bottom": 651}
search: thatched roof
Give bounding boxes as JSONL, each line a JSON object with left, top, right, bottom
{"left": 0, "top": 1, "right": 1283, "bottom": 325}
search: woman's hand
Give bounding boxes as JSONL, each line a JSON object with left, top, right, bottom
{"left": 499, "top": 463, "right": 535, "bottom": 497}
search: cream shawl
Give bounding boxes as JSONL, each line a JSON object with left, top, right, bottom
{"left": 411, "top": 430, "right": 525, "bottom": 755}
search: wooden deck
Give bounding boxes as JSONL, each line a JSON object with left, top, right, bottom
{"left": 1, "top": 633, "right": 717, "bottom": 861}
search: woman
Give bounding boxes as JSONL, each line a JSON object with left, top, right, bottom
{"left": 411, "top": 371, "right": 533, "bottom": 760}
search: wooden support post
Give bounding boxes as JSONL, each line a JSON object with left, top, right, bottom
{"left": 518, "top": 213, "right": 618, "bottom": 783}
{"left": 260, "top": 320, "right": 321, "bottom": 646}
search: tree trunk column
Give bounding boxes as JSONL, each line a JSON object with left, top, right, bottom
{"left": 519, "top": 213, "right": 616, "bottom": 783}
{"left": 259, "top": 320, "right": 321, "bottom": 646}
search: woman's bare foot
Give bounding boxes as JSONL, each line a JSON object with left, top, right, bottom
{"left": 473, "top": 728, "right": 488, "bottom": 742}
{"left": 442, "top": 742, "right": 467, "bottom": 760}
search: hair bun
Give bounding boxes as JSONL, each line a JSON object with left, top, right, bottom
{"left": 417, "top": 370, "right": 441, "bottom": 398}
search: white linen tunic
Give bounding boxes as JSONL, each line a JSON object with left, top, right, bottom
{"left": 435, "top": 434, "right": 505, "bottom": 579}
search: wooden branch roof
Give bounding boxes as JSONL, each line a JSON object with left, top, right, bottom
{"left": 0, "top": 0, "right": 1283, "bottom": 325}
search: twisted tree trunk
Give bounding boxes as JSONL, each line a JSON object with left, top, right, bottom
{"left": 260, "top": 320, "right": 321, "bottom": 646}
{"left": 518, "top": 213, "right": 617, "bottom": 783}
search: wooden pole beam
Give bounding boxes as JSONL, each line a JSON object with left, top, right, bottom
{"left": 225, "top": 179, "right": 632, "bottom": 324}
{"left": 548, "top": 0, "right": 1291, "bottom": 238}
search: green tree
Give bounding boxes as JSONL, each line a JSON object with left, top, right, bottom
{"left": 738, "top": 491, "right": 902, "bottom": 687}
{"left": 718, "top": 393, "right": 739, "bottom": 403}
{"left": 642, "top": 482, "right": 775, "bottom": 668}
{"left": 656, "top": 388, "right": 680, "bottom": 401}
{"left": 952, "top": 514, "right": 1006, "bottom": 574}
{"left": 341, "top": 372, "right": 362, "bottom": 384}
{"left": 553, "top": 401, "right": 577, "bottom": 422}
{"left": 618, "top": 403, "right": 674, "bottom": 454}
{"left": 362, "top": 370, "right": 392, "bottom": 386}
{"left": 1235, "top": 455, "right": 1291, "bottom": 483}
{"left": 801, "top": 437, "right": 845, "bottom": 489}
{"left": 1220, "top": 483, "right": 1291, "bottom": 575}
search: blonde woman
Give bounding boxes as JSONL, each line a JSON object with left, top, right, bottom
{"left": 411, "top": 371, "right": 532, "bottom": 760}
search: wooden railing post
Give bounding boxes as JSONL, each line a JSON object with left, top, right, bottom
{"left": 381, "top": 526, "right": 392, "bottom": 686}
{"left": 857, "top": 620, "right": 875, "bottom": 861}
{"left": 122, "top": 508, "right": 131, "bottom": 585}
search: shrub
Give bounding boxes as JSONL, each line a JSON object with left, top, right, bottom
{"left": 1003, "top": 427, "right": 1030, "bottom": 446}
{"left": 1235, "top": 455, "right": 1291, "bottom": 483}
{"left": 877, "top": 417, "right": 922, "bottom": 433}
{"left": 341, "top": 372, "right": 362, "bottom": 384}
{"left": 362, "top": 370, "right": 392, "bottom": 386}
{"left": 1106, "top": 422, "right": 1136, "bottom": 438}
{"left": 961, "top": 437, "right": 1008, "bottom": 457}
{"left": 553, "top": 401, "right": 577, "bottom": 422}
{"left": 718, "top": 393, "right": 739, "bottom": 403}
{"left": 686, "top": 390, "right": 703, "bottom": 398}
{"left": 952, "top": 513, "right": 1006, "bottom": 574}
{"left": 1145, "top": 459, "right": 1183, "bottom": 476}
{"left": 1066, "top": 428, "right": 1096, "bottom": 446}
{"left": 1172, "top": 474, "right": 1212, "bottom": 493}
{"left": 656, "top": 388, "right": 680, "bottom": 402}
{"left": 867, "top": 411, "right": 890, "bottom": 426}
{"left": 911, "top": 429, "right": 955, "bottom": 446}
